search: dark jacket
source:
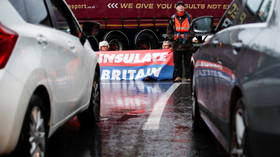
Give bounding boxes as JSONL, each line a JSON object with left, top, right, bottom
{"left": 167, "top": 12, "right": 194, "bottom": 52}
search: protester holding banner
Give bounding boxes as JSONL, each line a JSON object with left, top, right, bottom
{"left": 162, "top": 41, "right": 172, "bottom": 50}
{"left": 99, "top": 41, "right": 110, "bottom": 51}
{"left": 167, "top": 1, "right": 194, "bottom": 82}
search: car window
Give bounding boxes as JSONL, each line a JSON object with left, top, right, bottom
{"left": 215, "top": 0, "right": 274, "bottom": 32}
{"left": 258, "top": 0, "right": 273, "bottom": 21}
{"left": 246, "top": 0, "right": 263, "bottom": 14}
{"left": 9, "top": 0, "right": 51, "bottom": 26}
{"left": 215, "top": 0, "right": 245, "bottom": 32}
{"left": 48, "top": 1, "right": 71, "bottom": 34}
{"left": 242, "top": 0, "right": 274, "bottom": 23}
{"left": 9, "top": 0, "right": 28, "bottom": 20}
{"left": 48, "top": 0, "right": 81, "bottom": 37}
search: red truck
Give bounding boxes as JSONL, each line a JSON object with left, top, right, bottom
{"left": 66, "top": 0, "right": 232, "bottom": 50}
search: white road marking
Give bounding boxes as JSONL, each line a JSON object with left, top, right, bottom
{"left": 142, "top": 83, "right": 181, "bottom": 130}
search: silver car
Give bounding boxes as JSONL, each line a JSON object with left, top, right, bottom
{"left": 0, "top": 0, "right": 100, "bottom": 156}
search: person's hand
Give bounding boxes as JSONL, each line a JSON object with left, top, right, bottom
{"left": 192, "top": 37, "right": 198, "bottom": 43}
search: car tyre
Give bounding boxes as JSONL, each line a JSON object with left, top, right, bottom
{"left": 192, "top": 88, "right": 205, "bottom": 131}
{"left": 78, "top": 70, "right": 101, "bottom": 128}
{"left": 230, "top": 98, "right": 250, "bottom": 157}
{"left": 15, "top": 95, "right": 47, "bottom": 157}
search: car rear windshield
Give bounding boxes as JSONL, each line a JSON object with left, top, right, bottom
{"left": 9, "top": 0, "right": 51, "bottom": 26}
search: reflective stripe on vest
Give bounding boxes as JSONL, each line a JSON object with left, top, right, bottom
{"left": 174, "top": 17, "right": 190, "bottom": 33}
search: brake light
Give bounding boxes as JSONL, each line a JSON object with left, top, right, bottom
{"left": 0, "top": 23, "right": 18, "bottom": 69}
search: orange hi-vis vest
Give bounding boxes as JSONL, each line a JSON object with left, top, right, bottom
{"left": 175, "top": 17, "right": 190, "bottom": 33}
{"left": 172, "top": 13, "right": 191, "bottom": 41}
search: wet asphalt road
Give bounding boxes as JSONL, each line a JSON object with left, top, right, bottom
{"left": 47, "top": 81, "right": 227, "bottom": 157}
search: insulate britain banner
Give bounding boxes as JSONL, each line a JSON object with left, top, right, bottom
{"left": 96, "top": 49, "right": 174, "bottom": 80}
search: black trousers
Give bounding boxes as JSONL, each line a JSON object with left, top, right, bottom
{"left": 173, "top": 50, "right": 192, "bottom": 79}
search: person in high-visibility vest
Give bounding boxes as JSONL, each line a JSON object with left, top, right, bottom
{"left": 167, "top": 1, "right": 194, "bottom": 82}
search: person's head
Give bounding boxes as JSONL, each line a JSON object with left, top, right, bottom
{"left": 175, "top": 1, "right": 185, "bottom": 13}
{"left": 162, "top": 41, "right": 172, "bottom": 49}
{"left": 99, "top": 41, "right": 109, "bottom": 51}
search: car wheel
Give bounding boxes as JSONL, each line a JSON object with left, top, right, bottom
{"left": 15, "top": 95, "right": 47, "bottom": 157}
{"left": 230, "top": 98, "right": 249, "bottom": 157}
{"left": 191, "top": 86, "right": 204, "bottom": 131}
{"left": 91, "top": 70, "right": 101, "bottom": 121}
{"left": 78, "top": 70, "right": 101, "bottom": 128}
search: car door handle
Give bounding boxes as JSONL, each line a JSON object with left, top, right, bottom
{"left": 232, "top": 42, "right": 243, "bottom": 55}
{"left": 232, "top": 42, "right": 242, "bottom": 51}
{"left": 67, "top": 41, "right": 75, "bottom": 50}
{"left": 37, "top": 34, "right": 48, "bottom": 47}
{"left": 217, "top": 60, "right": 223, "bottom": 65}
{"left": 212, "top": 39, "right": 219, "bottom": 45}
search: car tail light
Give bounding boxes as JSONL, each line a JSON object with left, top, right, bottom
{"left": 0, "top": 23, "right": 18, "bottom": 69}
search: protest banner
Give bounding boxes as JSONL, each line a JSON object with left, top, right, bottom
{"left": 96, "top": 49, "right": 174, "bottom": 80}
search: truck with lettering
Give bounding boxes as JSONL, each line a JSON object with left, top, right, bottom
{"left": 66, "top": 0, "right": 232, "bottom": 50}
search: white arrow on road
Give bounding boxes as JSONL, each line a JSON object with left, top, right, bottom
{"left": 107, "top": 3, "right": 118, "bottom": 8}
{"left": 142, "top": 83, "right": 181, "bottom": 130}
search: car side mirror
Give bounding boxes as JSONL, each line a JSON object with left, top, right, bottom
{"left": 191, "top": 16, "right": 213, "bottom": 35}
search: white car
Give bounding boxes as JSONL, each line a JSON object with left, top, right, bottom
{"left": 0, "top": 0, "right": 100, "bottom": 156}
